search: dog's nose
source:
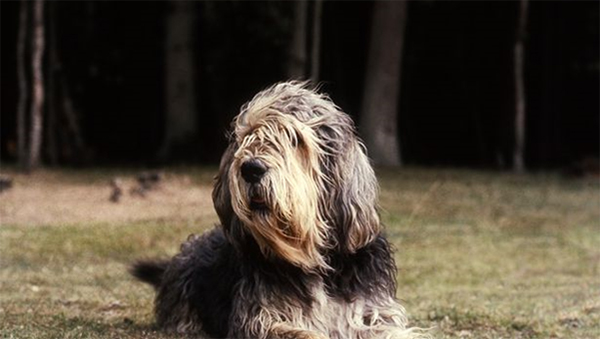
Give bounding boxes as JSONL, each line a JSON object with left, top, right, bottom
{"left": 241, "top": 160, "right": 267, "bottom": 183}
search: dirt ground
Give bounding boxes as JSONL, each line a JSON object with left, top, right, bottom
{"left": 0, "top": 169, "right": 217, "bottom": 227}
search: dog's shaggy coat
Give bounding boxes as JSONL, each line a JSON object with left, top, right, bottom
{"left": 132, "top": 82, "right": 426, "bottom": 339}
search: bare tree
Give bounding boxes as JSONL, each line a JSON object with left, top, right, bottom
{"left": 158, "top": 0, "right": 198, "bottom": 160}
{"left": 310, "top": 0, "right": 323, "bottom": 82}
{"left": 60, "top": 74, "right": 88, "bottom": 157}
{"left": 287, "top": 0, "right": 308, "bottom": 79}
{"left": 27, "top": 0, "right": 46, "bottom": 170}
{"left": 360, "top": 1, "right": 408, "bottom": 166}
{"left": 513, "top": 0, "right": 528, "bottom": 173}
{"left": 44, "top": 1, "right": 91, "bottom": 165}
{"left": 46, "top": 0, "right": 58, "bottom": 165}
{"left": 17, "top": 0, "right": 29, "bottom": 169}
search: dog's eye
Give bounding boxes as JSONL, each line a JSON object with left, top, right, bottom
{"left": 291, "top": 131, "right": 303, "bottom": 148}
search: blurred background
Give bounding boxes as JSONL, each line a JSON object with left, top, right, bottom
{"left": 1, "top": 0, "right": 598, "bottom": 171}
{"left": 1, "top": 2, "right": 599, "bottom": 338}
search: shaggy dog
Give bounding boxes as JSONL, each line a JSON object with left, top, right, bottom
{"left": 132, "top": 82, "right": 426, "bottom": 339}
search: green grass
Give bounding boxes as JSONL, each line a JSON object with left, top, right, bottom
{"left": 0, "top": 167, "right": 598, "bottom": 338}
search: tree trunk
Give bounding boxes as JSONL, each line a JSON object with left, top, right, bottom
{"left": 287, "top": 0, "right": 308, "bottom": 79}
{"left": 17, "top": 0, "right": 29, "bottom": 170}
{"left": 158, "top": 0, "right": 198, "bottom": 160}
{"left": 360, "top": 0, "right": 408, "bottom": 166}
{"left": 60, "top": 73, "right": 87, "bottom": 157}
{"left": 310, "top": 0, "right": 323, "bottom": 82}
{"left": 27, "top": 0, "right": 46, "bottom": 171}
{"left": 513, "top": 0, "right": 528, "bottom": 173}
{"left": 46, "top": 0, "right": 58, "bottom": 165}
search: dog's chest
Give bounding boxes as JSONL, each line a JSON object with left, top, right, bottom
{"left": 307, "top": 290, "right": 365, "bottom": 339}
{"left": 273, "top": 282, "right": 409, "bottom": 339}
{"left": 278, "top": 283, "right": 376, "bottom": 339}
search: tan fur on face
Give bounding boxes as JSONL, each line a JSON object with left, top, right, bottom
{"left": 220, "top": 81, "right": 384, "bottom": 272}
{"left": 229, "top": 108, "right": 330, "bottom": 272}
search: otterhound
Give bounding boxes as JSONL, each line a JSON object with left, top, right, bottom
{"left": 132, "top": 82, "right": 427, "bottom": 339}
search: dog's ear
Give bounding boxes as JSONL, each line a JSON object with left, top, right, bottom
{"left": 337, "top": 141, "right": 381, "bottom": 253}
{"left": 212, "top": 142, "right": 252, "bottom": 251}
{"left": 320, "top": 123, "right": 381, "bottom": 253}
{"left": 213, "top": 143, "right": 235, "bottom": 228}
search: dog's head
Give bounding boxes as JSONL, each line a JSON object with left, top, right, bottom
{"left": 213, "top": 82, "right": 381, "bottom": 272}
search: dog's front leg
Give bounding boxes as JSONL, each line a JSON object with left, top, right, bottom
{"left": 266, "top": 324, "right": 329, "bottom": 339}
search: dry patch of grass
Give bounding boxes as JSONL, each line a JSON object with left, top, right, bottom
{"left": 376, "top": 169, "right": 600, "bottom": 338}
{"left": 0, "top": 167, "right": 598, "bottom": 338}
{"left": 0, "top": 168, "right": 217, "bottom": 226}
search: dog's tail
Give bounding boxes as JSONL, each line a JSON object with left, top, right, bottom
{"left": 130, "top": 260, "right": 169, "bottom": 289}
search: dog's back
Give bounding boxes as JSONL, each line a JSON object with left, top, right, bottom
{"left": 131, "top": 228, "right": 241, "bottom": 337}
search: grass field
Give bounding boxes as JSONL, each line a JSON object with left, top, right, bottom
{"left": 0, "top": 167, "right": 598, "bottom": 339}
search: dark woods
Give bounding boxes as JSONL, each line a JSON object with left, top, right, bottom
{"left": 1, "top": 1, "right": 598, "bottom": 170}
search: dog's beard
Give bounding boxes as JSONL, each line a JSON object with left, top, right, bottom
{"left": 229, "top": 166, "right": 329, "bottom": 272}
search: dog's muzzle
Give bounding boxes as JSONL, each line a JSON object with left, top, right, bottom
{"left": 248, "top": 188, "right": 267, "bottom": 211}
{"left": 241, "top": 159, "right": 269, "bottom": 211}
